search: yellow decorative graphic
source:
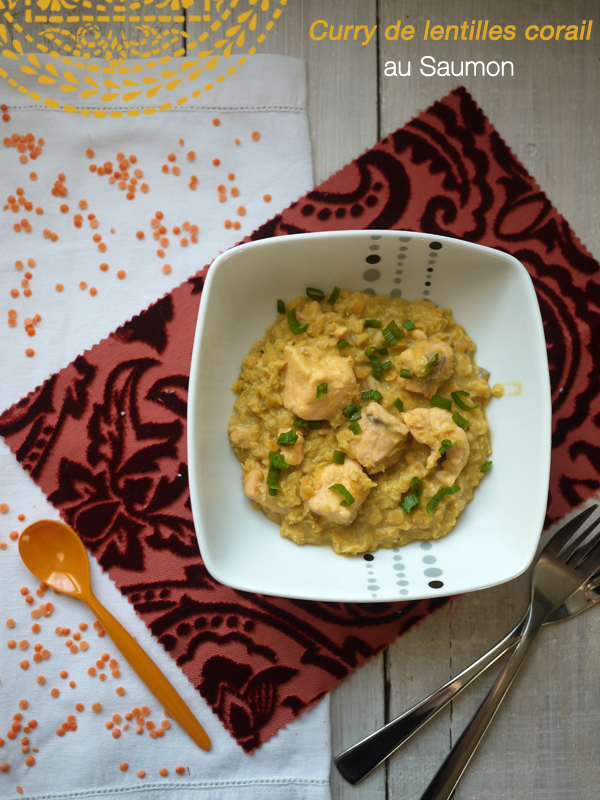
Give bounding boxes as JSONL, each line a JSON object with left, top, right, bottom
{"left": 0, "top": 0, "right": 289, "bottom": 116}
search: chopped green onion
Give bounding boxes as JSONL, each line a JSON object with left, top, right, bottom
{"left": 452, "top": 411, "right": 469, "bottom": 430}
{"left": 269, "top": 451, "right": 288, "bottom": 470}
{"left": 266, "top": 465, "right": 281, "bottom": 494}
{"left": 393, "top": 397, "right": 404, "bottom": 413}
{"left": 337, "top": 339, "right": 354, "bottom": 348}
{"left": 343, "top": 403, "right": 362, "bottom": 422}
{"left": 381, "top": 360, "right": 392, "bottom": 371}
{"left": 308, "top": 420, "right": 322, "bottom": 430}
{"left": 439, "top": 439, "right": 454, "bottom": 455}
{"left": 480, "top": 460, "right": 492, "bottom": 473}
{"left": 451, "top": 390, "right": 478, "bottom": 411}
{"left": 410, "top": 476, "right": 423, "bottom": 497}
{"left": 383, "top": 320, "right": 404, "bottom": 346}
{"left": 403, "top": 319, "right": 415, "bottom": 330}
{"left": 306, "top": 287, "right": 325, "bottom": 301}
{"left": 378, "top": 346, "right": 389, "bottom": 356}
{"left": 316, "top": 382, "right": 328, "bottom": 400}
{"left": 426, "top": 485, "right": 461, "bottom": 516}
{"left": 278, "top": 429, "right": 299, "bottom": 447}
{"left": 370, "top": 354, "right": 383, "bottom": 379}
{"left": 361, "top": 389, "right": 383, "bottom": 402}
{"left": 287, "top": 308, "right": 308, "bottom": 335}
{"left": 431, "top": 395, "right": 452, "bottom": 411}
{"left": 349, "top": 421, "right": 362, "bottom": 435}
{"left": 332, "top": 450, "right": 346, "bottom": 465}
{"left": 327, "top": 286, "right": 340, "bottom": 306}
{"left": 424, "top": 353, "right": 440, "bottom": 373}
{"left": 400, "top": 368, "right": 413, "bottom": 379}
{"left": 400, "top": 493, "right": 420, "bottom": 513}
{"left": 329, "top": 484, "right": 355, "bottom": 506}
{"left": 364, "top": 319, "right": 382, "bottom": 328}
{"left": 277, "top": 299, "right": 285, "bottom": 314}
{"left": 365, "top": 346, "right": 377, "bottom": 356}
{"left": 293, "top": 419, "right": 308, "bottom": 427}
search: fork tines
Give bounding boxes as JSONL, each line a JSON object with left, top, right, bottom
{"left": 546, "top": 505, "right": 598, "bottom": 562}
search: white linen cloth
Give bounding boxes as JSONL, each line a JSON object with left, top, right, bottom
{"left": 0, "top": 55, "right": 331, "bottom": 800}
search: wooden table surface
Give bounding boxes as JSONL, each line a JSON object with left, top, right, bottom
{"left": 12, "top": 1, "right": 600, "bottom": 798}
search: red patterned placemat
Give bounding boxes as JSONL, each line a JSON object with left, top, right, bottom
{"left": 1, "top": 87, "right": 598, "bottom": 752}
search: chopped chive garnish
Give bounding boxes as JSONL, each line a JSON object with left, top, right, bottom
{"left": 293, "top": 419, "right": 308, "bottom": 427}
{"left": 277, "top": 299, "right": 285, "bottom": 314}
{"left": 452, "top": 411, "right": 469, "bottom": 430}
{"left": 308, "top": 420, "right": 322, "bottom": 430}
{"left": 337, "top": 339, "right": 354, "bottom": 348}
{"left": 451, "top": 390, "right": 478, "bottom": 411}
{"left": 400, "top": 368, "right": 413, "bottom": 379}
{"left": 431, "top": 395, "right": 452, "bottom": 411}
{"left": 287, "top": 308, "right": 308, "bottom": 335}
{"left": 349, "top": 421, "right": 362, "bottom": 435}
{"left": 424, "top": 353, "right": 440, "bottom": 373}
{"left": 410, "top": 476, "right": 423, "bottom": 497}
{"left": 393, "top": 397, "right": 404, "bottom": 413}
{"left": 426, "top": 484, "right": 461, "bottom": 516}
{"left": 329, "top": 484, "right": 355, "bottom": 506}
{"left": 316, "top": 382, "right": 328, "bottom": 400}
{"left": 365, "top": 346, "right": 377, "bottom": 356}
{"left": 400, "top": 493, "right": 420, "bottom": 513}
{"left": 278, "top": 429, "right": 299, "bottom": 447}
{"left": 381, "top": 360, "right": 392, "bottom": 371}
{"left": 378, "top": 346, "right": 389, "bottom": 356}
{"left": 306, "top": 286, "right": 325, "bottom": 301}
{"left": 327, "top": 286, "right": 340, "bottom": 306}
{"left": 403, "top": 319, "right": 415, "bottom": 330}
{"left": 269, "top": 451, "right": 288, "bottom": 470}
{"left": 439, "top": 439, "right": 454, "bottom": 455}
{"left": 480, "top": 460, "right": 492, "bottom": 473}
{"left": 370, "top": 354, "right": 383, "bottom": 379}
{"left": 364, "top": 319, "right": 383, "bottom": 328}
{"left": 266, "top": 463, "right": 282, "bottom": 494}
{"left": 361, "top": 389, "right": 383, "bottom": 402}
{"left": 383, "top": 320, "right": 404, "bottom": 346}
{"left": 332, "top": 450, "right": 346, "bottom": 465}
{"left": 343, "top": 403, "right": 362, "bottom": 422}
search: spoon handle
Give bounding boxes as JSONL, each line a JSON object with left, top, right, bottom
{"left": 86, "top": 592, "right": 211, "bottom": 751}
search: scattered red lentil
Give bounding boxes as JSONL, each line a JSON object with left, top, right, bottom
{"left": 25, "top": 756, "right": 35, "bottom": 767}
{"left": 60, "top": 670, "right": 68, "bottom": 679}
{"left": 31, "top": 623, "right": 40, "bottom": 633}
{"left": 175, "top": 766, "right": 185, "bottom": 775}
{"left": 233, "top": 221, "right": 241, "bottom": 230}
{"left": 79, "top": 281, "right": 87, "bottom": 290}
{"left": 55, "top": 284, "right": 64, "bottom": 292}
{"left": 120, "top": 762, "right": 128, "bottom": 771}
{"left": 116, "top": 686, "right": 125, "bottom": 696}
{"left": 237, "top": 206, "right": 246, "bottom": 216}
{"left": 117, "top": 270, "right": 126, "bottom": 280}
{"left": 6, "top": 618, "right": 15, "bottom": 627}
{"left": 213, "top": 158, "right": 221, "bottom": 166}
{"left": 10, "top": 531, "right": 19, "bottom": 540}
{"left": 20, "top": 660, "right": 29, "bottom": 669}
{"left": 19, "top": 640, "right": 28, "bottom": 650}
{"left": 86, "top": 149, "right": 95, "bottom": 158}
{"left": 136, "top": 231, "right": 144, "bottom": 239}
{"left": 263, "top": 194, "right": 272, "bottom": 202}
{"left": 137, "top": 770, "right": 146, "bottom": 779}
{"left": 0, "top": 763, "right": 8, "bottom": 773}
{"left": 231, "top": 187, "right": 240, "bottom": 197}
{"left": 112, "top": 728, "right": 121, "bottom": 739}
{"left": 36, "top": 676, "right": 45, "bottom": 685}
{"left": 251, "top": 130, "right": 260, "bottom": 140}
{"left": 159, "top": 767, "right": 168, "bottom": 777}
{"left": 162, "top": 264, "right": 171, "bottom": 274}
{"left": 50, "top": 688, "right": 59, "bottom": 697}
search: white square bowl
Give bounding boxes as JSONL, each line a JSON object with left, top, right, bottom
{"left": 187, "top": 230, "right": 551, "bottom": 602}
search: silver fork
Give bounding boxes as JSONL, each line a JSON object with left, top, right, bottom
{"left": 418, "top": 504, "right": 600, "bottom": 800}
{"left": 334, "top": 507, "right": 600, "bottom": 786}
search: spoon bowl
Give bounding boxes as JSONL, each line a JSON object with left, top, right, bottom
{"left": 19, "top": 518, "right": 92, "bottom": 597}
{"left": 19, "top": 518, "right": 211, "bottom": 751}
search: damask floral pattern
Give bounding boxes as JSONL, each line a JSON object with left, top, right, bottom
{"left": 1, "top": 87, "right": 598, "bottom": 750}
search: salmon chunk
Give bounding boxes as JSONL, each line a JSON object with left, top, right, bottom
{"left": 229, "top": 424, "right": 252, "bottom": 449}
{"left": 282, "top": 345, "right": 357, "bottom": 421}
{"left": 397, "top": 340, "right": 454, "bottom": 397}
{"left": 345, "top": 402, "right": 409, "bottom": 473}
{"left": 402, "top": 407, "right": 470, "bottom": 487}
{"left": 303, "top": 458, "right": 375, "bottom": 525}
{"left": 243, "top": 459, "right": 288, "bottom": 516}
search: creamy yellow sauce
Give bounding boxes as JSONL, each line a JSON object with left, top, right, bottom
{"left": 228, "top": 291, "right": 493, "bottom": 556}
